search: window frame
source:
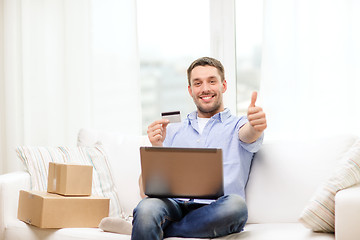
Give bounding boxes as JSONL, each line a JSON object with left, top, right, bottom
{"left": 209, "top": 0, "right": 237, "bottom": 114}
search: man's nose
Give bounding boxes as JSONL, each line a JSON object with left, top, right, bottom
{"left": 201, "top": 82, "right": 211, "bottom": 92}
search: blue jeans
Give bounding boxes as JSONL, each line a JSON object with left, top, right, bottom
{"left": 131, "top": 194, "right": 248, "bottom": 240}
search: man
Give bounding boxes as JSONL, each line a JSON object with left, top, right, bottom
{"left": 131, "top": 57, "right": 267, "bottom": 240}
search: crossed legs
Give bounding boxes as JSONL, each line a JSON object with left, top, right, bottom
{"left": 131, "top": 194, "right": 248, "bottom": 240}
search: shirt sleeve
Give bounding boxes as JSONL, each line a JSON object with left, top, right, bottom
{"left": 237, "top": 116, "right": 264, "bottom": 153}
{"left": 163, "top": 122, "right": 182, "bottom": 147}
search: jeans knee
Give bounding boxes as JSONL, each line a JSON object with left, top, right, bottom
{"left": 222, "top": 194, "right": 248, "bottom": 222}
{"left": 132, "top": 198, "right": 171, "bottom": 240}
{"left": 133, "top": 198, "right": 164, "bottom": 219}
{"left": 132, "top": 198, "right": 167, "bottom": 236}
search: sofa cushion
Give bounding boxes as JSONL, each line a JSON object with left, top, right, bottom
{"left": 299, "top": 139, "right": 360, "bottom": 232}
{"left": 5, "top": 220, "right": 334, "bottom": 240}
{"left": 246, "top": 135, "right": 358, "bottom": 224}
{"left": 230, "top": 223, "right": 334, "bottom": 240}
{"left": 15, "top": 145, "right": 121, "bottom": 218}
{"left": 4, "top": 220, "right": 131, "bottom": 240}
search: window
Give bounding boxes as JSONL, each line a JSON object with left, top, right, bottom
{"left": 137, "top": 0, "right": 210, "bottom": 133}
{"left": 137, "top": 0, "right": 264, "bottom": 133}
{"left": 235, "top": 0, "right": 264, "bottom": 115}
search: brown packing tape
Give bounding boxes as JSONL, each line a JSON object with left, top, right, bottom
{"left": 53, "top": 165, "right": 57, "bottom": 192}
{"left": 58, "top": 164, "right": 66, "bottom": 194}
{"left": 47, "top": 163, "right": 56, "bottom": 192}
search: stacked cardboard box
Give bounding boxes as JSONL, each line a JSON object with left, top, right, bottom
{"left": 18, "top": 163, "right": 110, "bottom": 228}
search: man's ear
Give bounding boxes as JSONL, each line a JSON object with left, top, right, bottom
{"left": 222, "top": 80, "right": 227, "bottom": 93}
{"left": 188, "top": 85, "right": 193, "bottom": 96}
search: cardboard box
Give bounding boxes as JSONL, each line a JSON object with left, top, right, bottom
{"left": 18, "top": 190, "right": 109, "bottom": 228}
{"left": 47, "top": 162, "right": 93, "bottom": 196}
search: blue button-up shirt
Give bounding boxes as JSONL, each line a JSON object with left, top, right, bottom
{"left": 163, "top": 108, "right": 263, "bottom": 201}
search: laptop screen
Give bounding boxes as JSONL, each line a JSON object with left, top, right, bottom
{"left": 140, "top": 147, "right": 224, "bottom": 199}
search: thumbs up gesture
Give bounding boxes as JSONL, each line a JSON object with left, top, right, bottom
{"left": 247, "top": 91, "right": 267, "bottom": 132}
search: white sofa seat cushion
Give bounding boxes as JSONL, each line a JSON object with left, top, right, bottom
{"left": 4, "top": 220, "right": 131, "bottom": 240}
{"left": 4, "top": 220, "right": 333, "bottom": 240}
{"left": 226, "top": 223, "right": 334, "bottom": 240}
{"left": 4, "top": 220, "right": 210, "bottom": 240}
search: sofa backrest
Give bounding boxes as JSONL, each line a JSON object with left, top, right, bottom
{"left": 78, "top": 129, "right": 358, "bottom": 223}
{"left": 246, "top": 134, "right": 358, "bottom": 223}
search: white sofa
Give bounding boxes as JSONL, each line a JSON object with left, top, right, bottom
{"left": 1, "top": 129, "right": 360, "bottom": 240}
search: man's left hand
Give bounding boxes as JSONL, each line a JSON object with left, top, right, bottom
{"left": 247, "top": 91, "right": 267, "bottom": 132}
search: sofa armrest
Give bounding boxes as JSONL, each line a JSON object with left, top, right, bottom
{"left": 0, "top": 171, "right": 30, "bottom": 238}
{"left": 335, "top": 183, "right": 360, "bottom": 240}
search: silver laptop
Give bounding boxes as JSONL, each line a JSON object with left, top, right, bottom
{"left": 140, "top": 147, "right": 224, "bottom": 199}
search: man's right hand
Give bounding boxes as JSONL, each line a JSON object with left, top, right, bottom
{"left": 147, "top": 119, "right": 170, "bottom": 146}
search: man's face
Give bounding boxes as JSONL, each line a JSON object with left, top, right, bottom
{"left": 188, "top": 65, "right": 227, "bottom": 118}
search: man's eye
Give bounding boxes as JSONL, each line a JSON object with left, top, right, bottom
{"left": 194, "top": 82, "right": 201, "bottom": 86}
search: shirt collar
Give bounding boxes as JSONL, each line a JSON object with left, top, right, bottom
{"left": 187, "top": 108, "right": 232, "bottom": 123}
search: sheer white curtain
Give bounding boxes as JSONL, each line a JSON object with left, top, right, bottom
{"left": 260, "top": 0, "right": 360, "bottom": 140}
{"left": 0, "top": 0, "right": 141, "bottom": 173}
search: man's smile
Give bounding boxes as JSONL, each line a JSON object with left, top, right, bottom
{"left": 199, "top": 94, "right": 215, "bottom": 102}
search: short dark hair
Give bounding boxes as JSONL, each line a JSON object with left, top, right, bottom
{"left": 187, "top": 57, "right": 225, "bottom": 86}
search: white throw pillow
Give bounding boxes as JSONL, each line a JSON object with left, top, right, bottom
{"left": 16, "top": 145, "right": 122, "bottom": 218}
{"left": 299, "top": 138, "right": 360, "bottom": 232}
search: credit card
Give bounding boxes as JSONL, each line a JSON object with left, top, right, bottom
{"left": 161, "top": 111, "right": 181, "bottom": 123}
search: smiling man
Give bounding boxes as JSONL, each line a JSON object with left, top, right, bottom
{"left": 131, "top": 57, "right": 267, "bottom": 240}
{"left": 187, "top": 63, "right": 226, "bottom": 118}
